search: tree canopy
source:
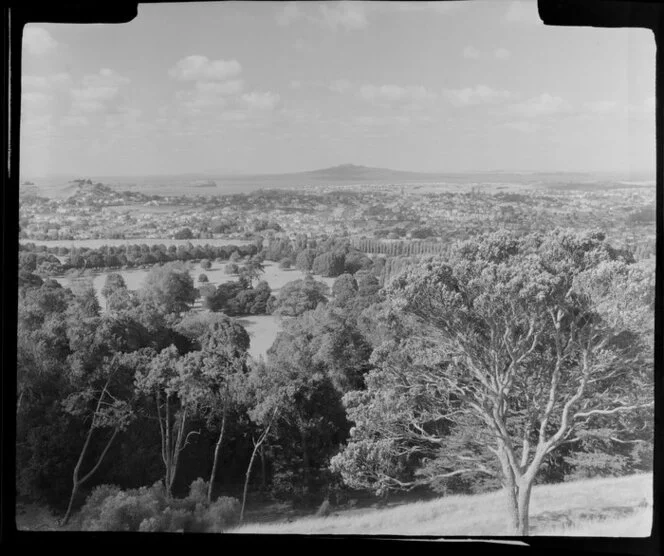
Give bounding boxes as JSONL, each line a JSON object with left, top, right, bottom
{"left": 332, "top": 230, "right": 653, "bottom": 534}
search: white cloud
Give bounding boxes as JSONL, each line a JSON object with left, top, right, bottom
{"left": 463, "top": 46, "right": 481, "bottom": 60}
{"left": 20, "top": 113, "right": 55, "bottom": 141}
{"left": 640, "top": 96, "right": 656, "bottom": 114}
{"left": 277, "top": 1, "right": 368, "bottom": 31}
{"left": 503, "top": 1, "right": 541, "bottom": 25}
{"left": 22, "top": 76, "right": 49, "bottom": 89}
{"left": 444, "top": 85, "right": 514, "bottom": 107}
{"left": 330, "top": 79, "right": 352, "bottom": 93}
{"left": 495, "top": 48, "right": 511, "bottom": 60}
{"left": 60, "top": 115, "right": 90, "bottom": 127}
{"left": 626, "top": 96, "right": 657, "bottom": 118}
{"left": 276, "top": 2, "right": 303, "bottom": 26}
{"left": 218, "top": 111, "right": 249, "bottom": 122}
{"left": 169, "top": 56, "right": 242, "bottom": 82}
{"left": 175, "top": 89, "right": 229, "bottom": 114}
{"left": 73, "top": 100, "right": 107, "bottom": 114}
{"left": 21, "top": 91, "right": 51, "bottom": 109}
{"left": 195, "top": 80, "right": 244, "bottom": 95}
{"left": 509, "top": 93, "right": 572, "bottom": 118}
{"left": 73, "top": 86, "right": 118, "bottom": 103}
{"left": 276, "top": 1, "right": 466, "bottom": 31}
{"left": 504, "top": 121, "right": 539, "bottom": 133}
{"left": 290, "top": 80, "right": 302, "bottom": 90}
{"left": 584, "top": 100, "right": 618, "bottom": 114}
{"left": 70, "top": 69, "right": 129, "bottom": 114}
{"left": 359, "top": 84, "right": 437, "bottom": 104}
{"left": 645, "top": 96, "right": 656, "bottom": 111}
{"left": 319, "top": 2, "right": 368, "bottom": 30}
{"left": 105, "top": 106, "right": 144, "bottom": 130}
{"left": 23, "top": 26, "right": 57, "bottom": 55}
{"left": 379, "top": 2, "right": 467, "bottom": 15}
{"left": 242, "top": 91, "right": 281, "bottom": 110}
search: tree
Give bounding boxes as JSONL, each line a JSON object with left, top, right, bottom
{"left": 174, "top": 227, "right": 194, "bottom": 240}
{"left": 252, "top": 345, "right": 348, "bottom": 501}
{"left": 335, "top": 230, "right": 653, "bottom": 535}
{"left": 18, "top": 270, "right": 43, "bottom": 290}
{"left": 295, "top": 249, "right": 316, "bottom": 273}
{"left": 101, "top": 273, "right": 127, "bottom": 300}
{"left": 247, "top": 281, "right": 272, "bottom": 315}
{"left": 344, "top": 250, "right": 373, "bottom": 275}
{"left": 271, "top": 275, "right": 329, "bottom": 317}
{"left": 240, "top": 259, "right": 264, "bottom": 287}
{"left": 203, "top": 281, "right": 244, "bottom": 314}
{"left": 312, "top": 251, "right": 345, "bottom": 278}
{"left": 60, "top": 353, "right": 136, "bottom": 524}
{"left": 225, "top": 263, "right": 239, "bottom": 275}
{"left": 275, "top": 305, "right": 373, "bottom": 394}
{"left": 134, "top": 346, "right": 200, "bottom": 498}
{"left": 200, "top": 259, "right": 212, "bottom": 270}
{"left": 178, "top": 319, "right": 250, "bottom": 501}
{"left": 332, "top": 273, "right": 358, "bottom": 308}
{"left": 278, "top": 257, "right": 293, "bottom": 270}
{"left": 198, "top": 273, "right": 209, "bottom": 283}
{"left": 140, "top": 262, "right": 196, "bottom": 315}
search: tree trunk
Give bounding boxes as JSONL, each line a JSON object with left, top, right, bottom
{"left": 260, "top": 444, "right": 267, "bottom": 489}
{"left": 168, "top": 408, "right": 187, "bottom": 498}
{"left": 504, "top": 482, "right": 520, "bottom": 534}
{"left": 240, "top": 409, "right": 277, "bottom": 523}
{"left": 62, "top": 481, "right": 80, "bottom": 526}
{"left": 241, "top": 439, "right": 260, "bottom": 524}
{"left": 517, "top": 480, "right": 533, "bottom": 536}
{"left": 62, "top": 379, "right": 119, "bottom": 526}
{"left": 164, "top": 394, "right": 172, "bottom": 499}
{"left": 300, "top": 426, "right": 311, "bottom": 494}
{"left": 503, "top": 479, "right": 534, "bottom": 536}
{"left": 207, "top": 409, "right": 227, "bottom": 503}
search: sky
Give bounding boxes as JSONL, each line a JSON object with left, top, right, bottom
{"left": 19, "top": 1, "right": 656, "bottom": 177}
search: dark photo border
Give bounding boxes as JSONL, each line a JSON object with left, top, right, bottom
{"left": 2, "top": 1, "right": 661, "bottom": 554}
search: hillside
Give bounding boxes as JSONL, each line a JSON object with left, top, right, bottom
{"left": 230, "top": 473, "right": 652, "bottom": 536}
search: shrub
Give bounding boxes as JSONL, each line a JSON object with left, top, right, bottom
{"left": 187, "top": 477, "right": 208, "bottom": 504}
{"left": 79, "top": 479, "right": 240, "bottom": 533}
{"left": 89, "top": 489, "right": 161, "bottom": 531}
{"left": 204, "top": 497, "right": 241, "bottom": 532}
{"left": 79, "top": 484, "right": 123, "bottom": 527}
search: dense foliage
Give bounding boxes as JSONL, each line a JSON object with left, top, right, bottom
{"left": 16, "top": 228, "right": 653, "bottom": 534}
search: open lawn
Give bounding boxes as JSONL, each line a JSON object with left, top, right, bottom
{"left": 230, "top": 473, "right": 653, "bottom": 536}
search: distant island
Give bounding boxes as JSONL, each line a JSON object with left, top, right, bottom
{"left": 190, "top": 179, "right": 217, "bottom": 188}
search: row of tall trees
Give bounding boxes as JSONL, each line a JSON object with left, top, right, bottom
{"left": 350, "top": 238, "right": 450, "bottom": 257}
{"left": 19, "top": 242, "right": 260, "bottom": 273}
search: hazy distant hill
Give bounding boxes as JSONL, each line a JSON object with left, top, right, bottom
{"left": 19, "top": 165, "right": 654, "bottom": 199}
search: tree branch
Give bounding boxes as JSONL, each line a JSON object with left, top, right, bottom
{"left": 573, "top": 402, "right": 653, "bottom": 420}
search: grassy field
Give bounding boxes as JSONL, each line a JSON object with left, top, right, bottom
{"left": 230, "top": 473, "right": 653, "bottom": 536}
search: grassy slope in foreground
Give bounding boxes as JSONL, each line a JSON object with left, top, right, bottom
{"left": 230, "top": 473, "right": 653, "bottom": 536}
